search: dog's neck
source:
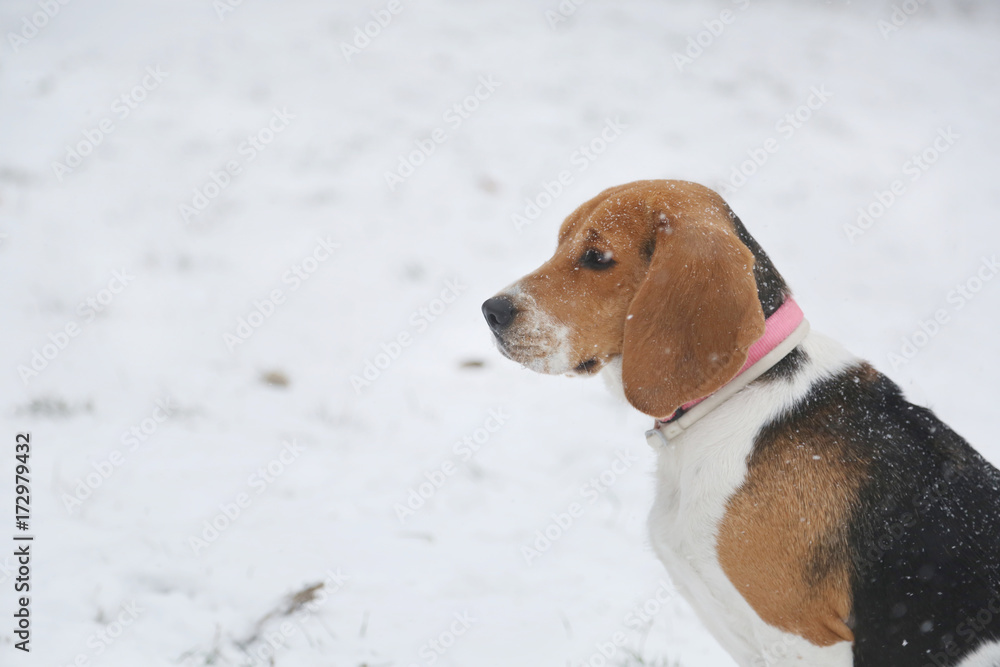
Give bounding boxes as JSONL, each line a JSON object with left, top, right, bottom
{"left": 604, "top": 298, "right": 809, "bottom": 436}
{"left": 653, "top": 298, "right": 809, "bottom": 438}
{"left": 600, "top": 356, "right": 627, "bottom": 401}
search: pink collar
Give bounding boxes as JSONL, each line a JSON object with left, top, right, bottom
{"left": 655, "top": 298, "right": 808, "bottom": 434}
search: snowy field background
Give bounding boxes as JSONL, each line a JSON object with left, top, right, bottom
{"left": 1, "top": 1, "right": 999, "bottom": 665}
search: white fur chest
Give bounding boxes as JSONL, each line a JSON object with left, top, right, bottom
{"left": 646, "top": 391, "right": 776, "bottom": 665}
{"left": 644, "top": 333, "right": 857, "bottom": 666}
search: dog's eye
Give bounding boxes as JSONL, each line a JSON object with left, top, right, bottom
{"left": 580, "top": 248, "right": 616, "bottom": 270}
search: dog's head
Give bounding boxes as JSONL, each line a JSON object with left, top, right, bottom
{"left": 483, "top": 180, "right": 784, "bottom": 419}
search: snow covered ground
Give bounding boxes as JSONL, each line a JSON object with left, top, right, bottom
{"left": 1, "top": 0, "right": 999, "bottom": 665}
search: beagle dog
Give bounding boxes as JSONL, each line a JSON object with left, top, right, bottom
{"left": 482, "top": 180, "right": 1000, "bottom": 666}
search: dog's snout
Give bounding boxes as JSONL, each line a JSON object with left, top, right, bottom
{"left": 482, "top": 296, "right": 517, "bottom": 333}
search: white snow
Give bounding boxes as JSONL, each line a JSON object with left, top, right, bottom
{"left": 1, "top": 1, "right": 999, "bottom": 665}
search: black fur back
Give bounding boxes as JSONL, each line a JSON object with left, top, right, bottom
{"left": 837, "top": 369, "right": 1000, "bottom": 665}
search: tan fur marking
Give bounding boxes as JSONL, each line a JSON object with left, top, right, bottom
{"left": 717, "top": 376, "right": 872, "bottom": 647}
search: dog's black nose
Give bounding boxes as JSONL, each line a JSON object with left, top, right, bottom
{"left": 482, "top": 296, "right": 517, "bottom": 333}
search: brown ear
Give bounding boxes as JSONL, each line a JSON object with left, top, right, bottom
{"left": 621, "top": 212, "right": 765, "bottom": 418}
